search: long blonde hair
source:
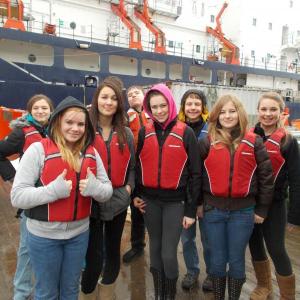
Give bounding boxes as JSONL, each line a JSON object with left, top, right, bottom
{"left": 50, "top": 107, "right": 88, "bottom": 171}
{"left": 208, "top": 94, "right": 248, "bottom": 149}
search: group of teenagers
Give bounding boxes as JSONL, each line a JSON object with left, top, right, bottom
{"left": 0, "top": 75, "right": 299, "bottom": 300}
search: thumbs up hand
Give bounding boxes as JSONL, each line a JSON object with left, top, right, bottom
{"left": 79, "top": 167, "right": 94, "bottom": 194}
{"left": 60, "top": 169, "right": 72, "bottom": 192}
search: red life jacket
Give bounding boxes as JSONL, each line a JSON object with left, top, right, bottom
{"left": 22, "top": 126, "right": 43, "bottom": 151}
{"left": 204, "top": 132, "right": 257, "bottom": 198}
{"left": 264, "top": 128, "right": 286, "bottom": 182}
{"left": 27, "top": 139, "right": 97, "bottom": 222}
{"left": 250, "top": 127, "right": 285, "bottom": 182}
{"left": 139, "top": 121, "right": 188, "bottom": 189}
{"left": 93, "top": 132, "right": 131, "bottom": 188}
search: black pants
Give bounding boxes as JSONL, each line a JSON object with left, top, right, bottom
{"left": 81, "top": 210, "right": 127, "bottom": 293}
{"left": 249, "top": 200, "right": 292, "bottom": 276}
{"left": 143, "top": 198, "right": 184, "bottom": 279}
{"left": 130, "top": 200, "right": 146, "bottom": 249}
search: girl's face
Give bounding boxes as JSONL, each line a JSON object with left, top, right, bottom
{"left": 31, "top": 99, "right": 51, "bottom": 125}
{"left": 97, "top": 86, "right": 118, "bottom": 117}
{"left": 258, "top": 98, "right": 281, "bottom": 130}
{"left": 60, "top": 109, "right": 86, "bottom": 146}
{"left": 218, "top": 101, "right": 239, "bottom": 130}
{"left": 149, "top": 94, "right": 169, "bottom": 124}
{"left": 184, "top": 95, "right": 203, "bottom": 122}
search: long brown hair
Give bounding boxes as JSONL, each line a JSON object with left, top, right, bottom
{"left": 89, "top": 76, "right": 127, "bottom": 150}
{"left": 50, "top": 107, "right": 88, "bottom": 171}
{"left": 208, "top": 94, "right": 248, "bottom": 149}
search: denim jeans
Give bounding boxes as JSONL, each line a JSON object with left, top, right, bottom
{"left": 27, "top": 230, "right": 89, "bottom": 300}
{"left": 13, "top": 212, "right": 33, "bottom": 300}
{"left": 204, "top": 208, "right": 254, "bottom": 279}
{"left": 181, "top": 218, "right": 211, "bottom": 276}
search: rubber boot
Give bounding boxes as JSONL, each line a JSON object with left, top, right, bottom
{"left": 228, "top": 277, "right": 245, "bottom": 300}
{"left": 97, "top": 282, "right": 116, "bottom": 300}
{"left": 78, "top": 287, "right": 98, "bottom": 300}
{"left": 212, "top": 276, "right": 226, "bottom": 300}
{"left": 250, "top": 259, "right": 273, "bottom": 300}
{"left": 150, "top": 267, "right": 165, "bottom": 300}
{"left": 275, "top": 273, "right": 295, "bottom": 300}
{"left": 164, "top": 277, "right": 177, "bottom": 300}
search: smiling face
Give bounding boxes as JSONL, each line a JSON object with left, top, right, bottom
{"left": 30, "top": 99, "right": 52, "bottom": 125}
{"left": 218, "top": 101, "right": 239, "bottom": 130}
{"left": 97, "top": 86, "right": 118, "bottom": 117}
{"left": 258, "top": 98, "right": 281, "bottom": 132}
{"left": 149, "top": 94, "right": 169, "bottom": 124}
{"left": 60, "top": 108, "right": 86, "bottom": 147}
{"left": 184, "top": 94, "right": 203, "bottom": 122}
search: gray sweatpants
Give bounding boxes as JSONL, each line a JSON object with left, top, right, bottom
{"left": 143, "top": 197, "right": 184, "bottom": 279}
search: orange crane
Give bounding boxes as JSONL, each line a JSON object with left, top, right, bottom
{"left": 206, "top": 2, "right": 240, "bottom": 65}
{"left": 134, "top": 0, "right": 166, "bottom": 54}
{"left": 0, "top": 0, "right": 25, "bottom": 31}
{"left": 111, "top": 0, "right": 143, "bottom": 50}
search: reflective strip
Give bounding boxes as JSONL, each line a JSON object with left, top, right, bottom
{"left": 44, "top": 152, "right": 61, "bottom": 161}
{"left": 267, "top": 138, "right": 280, "bottom": 147}
{"left": 169, "top": 132, "right": 183, "bottom": 141}
{"left": 85, "top": 153, "right": 96, "bottom": 160}
{"left": 145, "top": 132, "right": 156, "bottom": 139}
{"left": 25, "top": 130, "right": 39, "bottom": 137}
{"left": 241, "top": 139, "right": 254, "bottom": 148}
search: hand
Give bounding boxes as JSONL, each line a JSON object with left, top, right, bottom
{"left": 254, "top": 214, "right": 264, "bottom": 224}
{"left": 196, "top": 205, "right": 203, "bottom": 219}
{"left": 60, "top": 169, "right": 72, "bottom": 192}
{"left": 79, "top": 167, "right": 93, "bottom": 194}
{"left": 125, "top": 184, "right": 131, "bottom": 195}
{"left": 133, "top": 197, "right": 146, "bottom": 213}
{"left": 182, "top": 216, "right": 195, "bottom": 229}
{"left": 287, "top": 223, "right": 299, "bottom": 232}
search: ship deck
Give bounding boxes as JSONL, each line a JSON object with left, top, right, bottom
{"left": 0, "top": 177, "right": 299, "bottom": 299}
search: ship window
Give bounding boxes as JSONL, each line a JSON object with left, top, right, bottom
{"left": 196, "top": 45, "right": 201, "bottom": 53}
{"left": 169, "top": 64, "right": 182, "bottom": 80}
{"left": 142, "top": 59, "right": 166, "bottom": 78}
{"left": 290, "top": 1, "right": 293, "bottom": 8}
{"left": 251, "top": 50, "right": 255, "bottom": 57}
{"left": 252, "top": 18, "right": 257, "bottom": 26}
{"left": 168, "top": 40, "right": 174, "bottom": 48}
{"left": 109, "top": 55, "right": 137, "bottom": 76}
{"left": 64, "top": 48, "right": 100, "bottom": 71}
{"left": 268, "top": 23, "right": 272, "bottom": 30}
{"left": 210, "top": 15, "right": 215, "bottom": 23}
{"left": 28, "top": 54, "right": 37, "bottom": 63}
{"left": 189, "top": 66, "right": 211, "bottom": 84}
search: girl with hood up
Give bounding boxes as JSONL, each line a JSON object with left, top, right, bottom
{"left": 0, "top": 94, "right": 53, "bottom": 300}
{"left": 134, "top": 83, "right": 201, "bottom": 300}
{"left": 11, "top": 96, "right": 113, "bottom": 300}
{"left": 178, "top": 89, "right": 213, "bottom": 292}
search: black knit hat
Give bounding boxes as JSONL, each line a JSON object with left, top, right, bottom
{"left": 48, "top": 96, "right": 95, "bottom": 147}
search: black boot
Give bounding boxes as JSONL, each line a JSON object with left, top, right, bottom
{"left": 212, "top": 276, "right": 226, "bottom": 300}
{"left": 150, "top": 267, "right": 165, "bottom": 300}
{"left": 228, "top": 277, "right": 245, "bottom": 300}
{"left": 165, "top": 277, "right": 177, "bottom": 300}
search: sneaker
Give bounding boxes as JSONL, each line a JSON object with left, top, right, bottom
{"left": 202, "top": 275, "right": 214, "bottom": 292}
{"left": 181, "top": 273, "right": 199, "bottom": 290}
{"left": 122, "top": 248, "right": 144, "bottom": 263}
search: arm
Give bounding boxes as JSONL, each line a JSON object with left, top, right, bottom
{"left": 0, "top": 128, "right": 25, "bottom": 180}
{"left": 183, "top": 126, "right": 202, "bottom": 218}
{"left": 285, "top": 137, "right": 300, "bottom": 226}
{"left": 80, "top": 150, "right": 113, "bottom": 203}
{"left": 254, "top": 136, "right": 274, "bottom": 218}
{"left": 125, "top": 128, "right": 136, "bottom": 193}
{"left": 11, "top": 142, "right": 70, "bottom": 209}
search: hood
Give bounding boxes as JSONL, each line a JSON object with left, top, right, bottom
{"left": 143, "top": 83, "right": 177, "bottom": 129}
{"left": 178, "top": 89, "right": 209, "bottom": 123}
{"left": 48, "top": 96, "right": 95, "bottom": 148}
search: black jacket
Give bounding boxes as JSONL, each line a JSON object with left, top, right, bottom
{"left": 254, "top": 123, "right": 300, "bottom": 225}
{"left": 135, "top": 119, "right": 201, "bottom": 218}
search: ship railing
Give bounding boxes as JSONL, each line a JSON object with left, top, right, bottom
{"left": 5, "top": 16, "right": 299, "bottom": 74}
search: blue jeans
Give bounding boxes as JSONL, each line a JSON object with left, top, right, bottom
{"left": 13, "top": 212, "right": 33, "bottom": 300}
{"left": 27, "top": 230, "right": 89, "bottom": 300}
{"left": 204, "top": 208, "right": 254, "bottom": 279}
{"left": 181, "top": 218, "right": 211, "bottom": 276}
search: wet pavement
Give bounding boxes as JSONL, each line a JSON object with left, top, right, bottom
{"left": 0, "top": 177, "right": 299, "bottom": 299}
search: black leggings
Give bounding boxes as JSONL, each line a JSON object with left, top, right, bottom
{"left": 81, "top": 210, "right": 127, "bottom": 293}
{"left": 249, "top": 200, "right": 292, "bottom": 276}
{"left": 143, "top": 198, "right": 184, "bottom": 279}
